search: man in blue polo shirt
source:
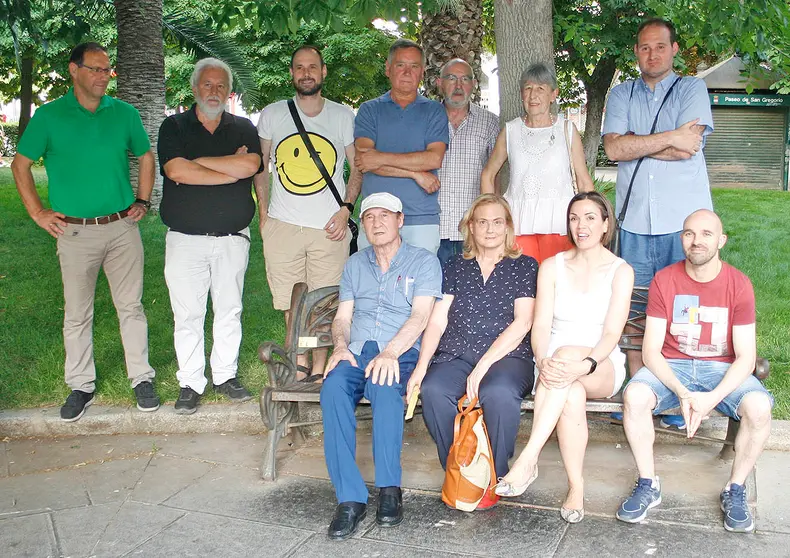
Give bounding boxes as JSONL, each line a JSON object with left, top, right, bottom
{"left": 320, "top": 192, "right": 442, "bottom": 540}
{"left": 353, "top": 39, "right": 449, "bottom": 255}
{"left": 602, "top": 19, "right": 714, "bottom": 422}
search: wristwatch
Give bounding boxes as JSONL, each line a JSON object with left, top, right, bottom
{"left": 341, "top": 202, "right": 354, "bottom": 214}
{"left": 583, "top": 357, "right": 598, "bottom": 375}
{"left": 135, "top": 198, "right": 151, "bottom": 210}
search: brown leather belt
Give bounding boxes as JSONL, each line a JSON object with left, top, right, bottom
{"left": 63, "top": 207, "right": 131, "bottom": 225}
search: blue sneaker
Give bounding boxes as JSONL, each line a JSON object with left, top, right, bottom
{"left": 659, "top": 415, "right": 686, "bottom": 430}
{"left": 610, "top": 412, "right": 623, "bottom": 421}
{"left": 617, "top": 477, "right": 662, "bottom": 523}
{"left": 720, "top": 483, "right": 754, "bottom": 532}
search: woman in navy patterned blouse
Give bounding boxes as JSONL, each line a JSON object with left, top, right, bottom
{"left": 406, "top": 194, "right": 538, "bottom": 510}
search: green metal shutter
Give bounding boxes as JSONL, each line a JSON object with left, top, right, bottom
{"left": 704, "top": 107, "right": 786, "bottom": 189}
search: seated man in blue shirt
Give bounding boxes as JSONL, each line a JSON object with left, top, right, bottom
{"left": 321, "top": 192, "right": 442, "bottom": 540}
{"left": 353, "top": 38, "right": 449, "bottom": 255}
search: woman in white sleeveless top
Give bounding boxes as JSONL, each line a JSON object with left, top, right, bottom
{"left": 481, "top": 63, "right": 593, "bottom": 263}
{"left": 494, "top": 192, "right": 634, "bottom": 523}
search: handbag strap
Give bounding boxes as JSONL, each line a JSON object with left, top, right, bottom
{"left": 452, "top": 396, "right": 479, "bottom": 438}
{"left": 564, "top": 118, "right": 578, "bottom": 195}
{"left": 287, "top": 99, "right": 352, "bottom": 213}
{"left": 617, "top": 76, "right": 682, "bottom": 225}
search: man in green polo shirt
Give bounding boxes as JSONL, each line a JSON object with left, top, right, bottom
{"left": 11, "top": 42, "right": 160, "bottom": 422}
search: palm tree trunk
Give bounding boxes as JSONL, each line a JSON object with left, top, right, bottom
{"left": 115, "top": 0, "right": 166, "bottom": 207}
{"left": 420, "top": 0, "right": 485, "bottom": 102}
{"left": 493, "top": 0, "right": 553, "bottom": 190}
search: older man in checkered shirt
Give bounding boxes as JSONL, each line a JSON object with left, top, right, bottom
{"left": 435, "top": 58, "right": 500, "bottom": 268}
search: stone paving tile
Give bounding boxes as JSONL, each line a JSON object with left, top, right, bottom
{"left": 162, "top": 468, "right": 341, "bottom": 532}
{"left": 0, "top": 467, "right": 90, "bottom": 516}
{"left": 127, "top": 510, "right": 311, "bottom": 557}
{"left": 554, "top": 514, "right": 790, "bottom": 557}
{"left": 365, "top": 490, "right": 568, "bottom": 557}
{"left": 129, "top": 455, "right": 215, "bottom": 505}
{"left": 0, "top": 441, "right": 9, "bottom": 478}
{"left": 291, "top": 532, "right": 469, "bottom": 557}
{"left": 78, "top": 454, "right": 151, "bottom": 505}
{"left": 90, "top": 501, "right": 187, "bottom": 557}
{"left": 154, "top": 433, "right": 266, "bottom": 469}
{"left": 753, "top": 451, "right": 790, "bottom": 534}
{"left": 50, "top": 502, "right": 123, "bottom": 558}
{"left": 0, "top": 512, "right": 57, "bottom": 558}
{"left": 5, "top": 435, "right": 164, "bottom": 476}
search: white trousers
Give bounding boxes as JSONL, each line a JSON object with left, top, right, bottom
{"left": 164, "top": 229, "right": 250, "bottom": 394}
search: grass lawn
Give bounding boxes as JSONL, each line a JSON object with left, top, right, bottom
{"left": 1, "top": 169, "right": 788, "bottom": 418}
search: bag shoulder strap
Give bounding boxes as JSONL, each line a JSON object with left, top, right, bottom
{"left": 563, "top": 118, "right": 578, "bottom": 195}
{"left": 287, "top": 99, "right": 348, "bottom": 211}
{"left": 618, "top": 76, "right": 682, "bottom": 224}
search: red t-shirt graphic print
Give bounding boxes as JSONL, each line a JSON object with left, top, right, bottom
{"left": 646, "top": 262, "right": 755, "bottom": 363}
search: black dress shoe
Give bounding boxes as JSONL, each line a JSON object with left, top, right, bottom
{"left": 376, "top": 486, "right": 403, "bottom": 527}
{"left": 328, "top": 502, "right": 367, "bottom": 540}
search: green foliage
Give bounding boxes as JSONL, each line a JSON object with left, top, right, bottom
{"left": 0, "top": 122, "right": 19, "bottom": 156}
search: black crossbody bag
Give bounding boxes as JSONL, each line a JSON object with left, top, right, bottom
{"left": 287, "top": 99, "right": 358, "bottom": 255}
{"left": 609, "top": 76, "right": 682, "bottom": 255}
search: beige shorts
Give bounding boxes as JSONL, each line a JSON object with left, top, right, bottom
{"left": 262, "top": 217, "right": 350, "bottom": 311}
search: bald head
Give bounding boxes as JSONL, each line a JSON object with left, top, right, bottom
{"left": 681, "top": 209, "right": 727, "bottom": 267}
{"left": 683, "top": 209, "right": 723, "bottom": 235}
{"left": 440, "top": 58, "right": 473, "bottom": 77}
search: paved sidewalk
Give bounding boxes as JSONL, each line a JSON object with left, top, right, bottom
{"left": 2, "top": 427, "right": 789, "bottom": 558}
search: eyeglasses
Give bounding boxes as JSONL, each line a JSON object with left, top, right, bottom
{"left": 474, "top": 218, "right": 506, "bottom": 230}
{"left": 443, "top": 75, "right": 474, "bottom": 84}
{"left": 79, "top": 64, "right": 114, "bottom": 76}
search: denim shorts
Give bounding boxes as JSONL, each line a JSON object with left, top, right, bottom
{"left": 620, "top": 230, "right": 685, "bottom": 316}
{"left": 627, "top": 359, "right": 774, "bottom": 420}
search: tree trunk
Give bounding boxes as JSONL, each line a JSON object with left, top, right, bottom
{"left": 581, "top": 56, "right": 617, "bottom": 169}
{"left": 493, "top": 0, "right": 553, "bottom": 190}
{"left": 420, "top": 0, "right": 485, "bottom": 102}
{"left": 115, "top": 0, "right": 166, "bottom": 208}
{"left": 493, "top": 0, "right": 553, "bottom": 123}
{"left": 19, "top": 57, "right": 33, "bottom": 137}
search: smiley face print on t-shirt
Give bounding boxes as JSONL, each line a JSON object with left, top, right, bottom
{"left": 274, "top": 132, "right": 338, "bottom": 196}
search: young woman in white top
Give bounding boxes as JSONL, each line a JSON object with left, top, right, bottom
{"left": 494, "top": 191, "right": 634, "bottom": 524}
{"left": 481, "top": 63, "right": 593, "bottom": 263}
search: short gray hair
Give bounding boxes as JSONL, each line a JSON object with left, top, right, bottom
{"left": 440, "top": 58, "right": 473, "bottom": 78}
{"left": 191, "top": 57, "right": 233, "bottom": 91}
{"left": 387, "top": 39, "right": 425, "bottom": 67}
{"left": 519, "top": 62, "right": 557, "bottom": 91}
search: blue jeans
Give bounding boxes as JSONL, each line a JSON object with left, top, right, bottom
{"left": 437, "top": 239, "right": 463, "bottom": 268}
{"left": 320, "top": 340, "right": 419, "bottom": 503}
{"left": 620, "top": 229, "right": 685, "bottom": 315}
{"left": 627, "top": 360, "right": 774, "bottom": 420}
{"left": 357, "top": 224, "right": 441, "bottom": 255}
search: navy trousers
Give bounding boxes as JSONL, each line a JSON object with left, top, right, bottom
{"left": 420, "top": 351, "right": 535, "bottom": 478}
{"left": 320, "top": 340, "right": 418, "bottom": 504}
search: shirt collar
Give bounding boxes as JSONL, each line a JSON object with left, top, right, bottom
{"left": 65, "top": 87, "right": 113, "bottom": 113}
{"left": 639, "top": 70, "right": 678, "bottom": 93}
{"left": 365, "top": 239, "right": 410, "bottom": 269}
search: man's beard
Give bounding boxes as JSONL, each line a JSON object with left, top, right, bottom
{"left": 196, "top": 96, "right": 226, "bottom": 119}
{"left": 294, "top": 79, "right": 322, "bottom": 96}
{"left": 444, "top": 89, "right": 471, "bottom": 109}
{"left": 685, "top": 246, "right": 716, "bottom": 266}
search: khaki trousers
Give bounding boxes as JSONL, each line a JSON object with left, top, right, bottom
{"left": 56, "top": 218, "right": 155, "bottom": 392}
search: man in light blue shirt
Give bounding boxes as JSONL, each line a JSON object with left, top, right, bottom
{"left": 320, "top": 192, "right": 442, "bottom": 541}
{"left": 603, "top": 17, "right": 714, "bottom": 383}
{"left": 354, "top": 39, "right": 449, "bottom": 254}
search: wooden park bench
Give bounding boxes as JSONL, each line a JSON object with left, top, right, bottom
{"left": 258, "top": 282, "right": 770, "bottom": 483}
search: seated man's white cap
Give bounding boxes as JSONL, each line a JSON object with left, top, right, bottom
{"left": 360, "top": 192, "right": 403, "bottom": 216}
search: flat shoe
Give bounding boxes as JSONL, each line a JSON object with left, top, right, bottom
{"left": 494, "top": 465, "right": 539, "bottom": 497}
{"left": 560, "top": 507, "right": 584, "bottom": 523}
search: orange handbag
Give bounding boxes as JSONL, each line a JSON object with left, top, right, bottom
{"left": 441, "top": 396, "right": 497, "bottom": 511}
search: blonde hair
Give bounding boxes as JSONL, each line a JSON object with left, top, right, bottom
{"left": 460, "top": 194, "right": 522, "bottom": 260}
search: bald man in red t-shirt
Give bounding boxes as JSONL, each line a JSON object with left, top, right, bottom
{"left": 616, "top": 209, "right": 773, "bottom": 533}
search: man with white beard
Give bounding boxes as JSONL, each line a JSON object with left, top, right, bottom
{"left": 157, "top": 57, "right": 263, "bottom": 414}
